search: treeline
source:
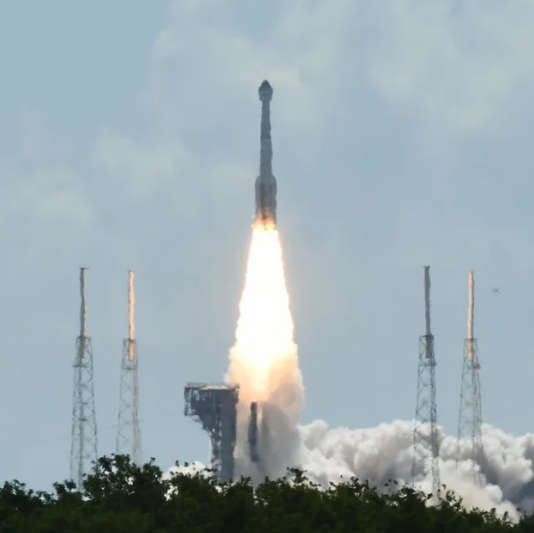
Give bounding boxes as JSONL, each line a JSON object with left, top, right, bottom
{"left": 0, "top": 455, "right": 531, "bottom": 532}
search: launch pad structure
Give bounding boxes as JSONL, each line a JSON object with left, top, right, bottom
{"left": 184, "top": 383, "right": 239, "bottom": 481}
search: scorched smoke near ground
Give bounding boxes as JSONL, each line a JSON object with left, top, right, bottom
{"left": 180, "top": 81, "right": 534, "bottom": 521}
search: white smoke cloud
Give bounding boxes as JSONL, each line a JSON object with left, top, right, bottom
{"left": 164, "top": 460, "right": 208, "bottom": 479}
{"left": 301, "top": 419, "right": 530, "bottom": 520}
{"left": 173, "top": 419, "right": 534, "bottom": 521}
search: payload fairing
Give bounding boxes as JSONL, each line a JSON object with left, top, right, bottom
{"left": 255, "top": 80, "right": 277, "bottom": 226}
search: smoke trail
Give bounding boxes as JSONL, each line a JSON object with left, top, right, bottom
{"left": 226, "top": 224, "right": 303, "bottom": 481}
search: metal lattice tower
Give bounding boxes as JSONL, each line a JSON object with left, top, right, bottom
{"left": 184, "top": 383, "right": 239, "bottom": 481}
{"left": 248, "top": 401, "right": 267, "bottom": 480}
{"left": 116, "top": 270, "right": 143, "bottom": 465}
{"left": 456, "top": 270, "right": 484, "bottom": 486}
{"left": 412, "top": 266, "right": 440, "bottom": 494}
{"left": 70, "top": 267, "right": 98, "bottom": 488}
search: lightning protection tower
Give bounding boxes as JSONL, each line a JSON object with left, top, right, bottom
{"left": 412, "top": 266, "right": 440, "bottom": 494}
{"left": 116, "top": 270, "right": 143, "bottom": 465}
{"left": 456, "top": 270, "right": 484, "bottom": 486}
{"left": 70, "top": 267, "right": 98, "bottom": 488}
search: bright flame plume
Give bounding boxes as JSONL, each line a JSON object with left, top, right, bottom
{"left": 227, "top": 222, "right": 303, "bottom": 479}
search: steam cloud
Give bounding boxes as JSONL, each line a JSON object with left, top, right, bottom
{"left": 300, "top": 419, "right": 534, "bottom": 519}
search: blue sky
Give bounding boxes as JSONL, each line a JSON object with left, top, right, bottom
{"left": 1, "top": 0, "right": 534, "bottom": 489}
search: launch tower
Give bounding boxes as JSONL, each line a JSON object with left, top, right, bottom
{"left": 184, "top": 383, "right": 239, "bottom": 481}
{"left": 116, "top": 270, "right": 143, "bottom": 465}
{"left": 412, "top": 266, "right": 440, "bottom": 494}
{"left": 70, "top": 267, "right": 98, "bottom": 488}
{"left": 456, "top": 271, "right": 484, "bottom": 485}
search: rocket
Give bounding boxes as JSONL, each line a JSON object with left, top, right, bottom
{"left": 255, "top": 80, "right": 277, "bottom": 226}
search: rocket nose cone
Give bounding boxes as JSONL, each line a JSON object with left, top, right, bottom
{"left": 258, "top": 80, "right": 273, "bottom": 99}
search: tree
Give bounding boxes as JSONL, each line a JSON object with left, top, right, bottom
{"left": 0, "top": 455, "right": 520, "bottom": 532}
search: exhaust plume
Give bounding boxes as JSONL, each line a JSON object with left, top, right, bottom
{"left": 226, "top": 223, "right": 303, "bottom": 481}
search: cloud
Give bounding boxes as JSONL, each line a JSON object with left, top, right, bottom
{"left": 365, "top": 0, "right": 534, "bottom": 132}
{"left": 150, "top": 0, "right": 353, "bottom": 133}
{"left": 169, "top": 420, "right": 534, "bottom": 519}
{"left": 5, "top": 0, "right": 534, "bottom": 244}
{"left": 82, "top": 0, "right": 534, "bottom": 243}
{"left": 0, "top": 108, "right": 92, "bottom": 230}
{"left": 92, "top": 130, "right": 191, "bottom": 197}
{"left": 152, "top": 0, "right": 534, "bottom": 134}
{"left": 1, "top": 168, "right": 91, "bottom": 226}
{"left": 301, "top": 420, "right": 526, "bottom": 517}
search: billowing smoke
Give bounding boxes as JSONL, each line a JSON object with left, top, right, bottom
{"left": 301, "top": 419, "right": 534, "bottom": 520}
{"left": 226, "top": 224, "right": 304, "bottom": 482}
{"left": 172, "top": 419, "right": 534, "bottom": 520}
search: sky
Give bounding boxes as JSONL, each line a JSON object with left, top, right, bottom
{"left": 1, "top": 0, "right": 534, "bottom": 489}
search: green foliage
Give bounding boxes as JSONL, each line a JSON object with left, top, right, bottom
{"left": 0, "top": 455, "right": 525, "bottom": 532}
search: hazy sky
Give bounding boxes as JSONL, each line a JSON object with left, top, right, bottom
{"left": 2, "top": 0, "right": 534, "bottom": 489}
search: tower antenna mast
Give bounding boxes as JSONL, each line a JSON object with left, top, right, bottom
{"left": 116, "top": 270, "right": 143, "bottom": 465}
{"left": 456, "top": 270, "right": 484, "bottom": 485}
{"left": 412, "top": 266, "right": 440, "bottom": 494}
{"left": 70, "top": 267, "right": 98, "bottom": 487}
